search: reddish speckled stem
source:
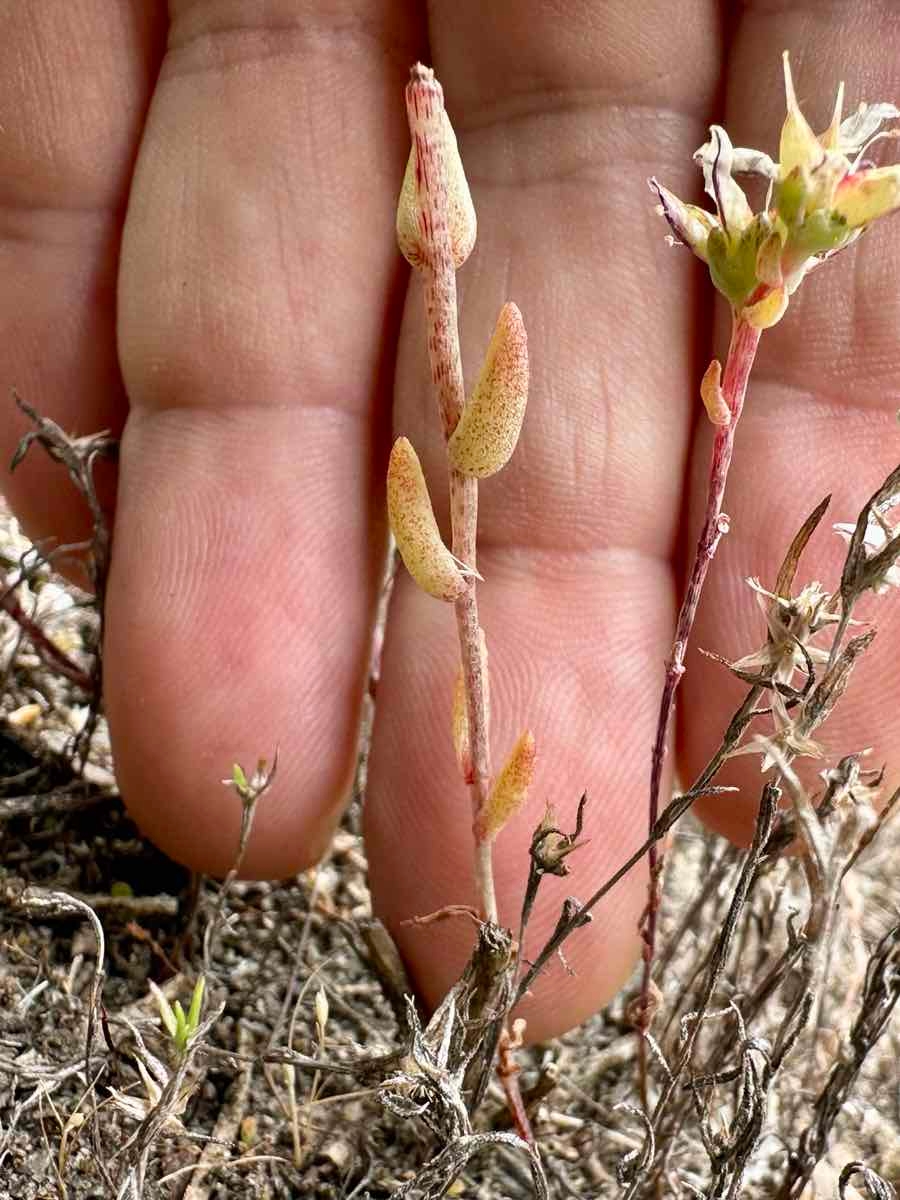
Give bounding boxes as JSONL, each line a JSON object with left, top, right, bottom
{"left": 638, "top": 316, "right": 762, "bottom": 1099}
{"left": 405, "top": 67, "right": 496, "bottom": 923}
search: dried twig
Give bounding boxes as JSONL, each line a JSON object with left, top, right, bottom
{"left": 780, "top": 923, "right": 900, "bottom": 1198}
{"left": 11, "top": 393, "right": 117, "bottom": 768}
{"left": 621, "top": 784, "right": 778, "bottom": 1197}
{"left": 640, "top": 317, "right": 762, "bottom": 1080}
{"left": 838, "top": 1161, "right": 897, "bottom": 1200}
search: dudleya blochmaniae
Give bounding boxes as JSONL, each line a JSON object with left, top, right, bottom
{"left": 651, "top": 52, "right": 900, "bottom": 330}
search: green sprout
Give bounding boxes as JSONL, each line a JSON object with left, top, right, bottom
{"left": 150, "top": 976, "right": 205, "bottom": 1057}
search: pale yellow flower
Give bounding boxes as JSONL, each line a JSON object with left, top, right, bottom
{"left": 651, "top": 53, "right": 900, "bottom": 328}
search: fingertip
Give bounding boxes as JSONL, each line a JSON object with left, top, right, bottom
{"left": 110, "top": 730, "right": 348, "bottom": 880}
{"left": 105, "top": 406, "right": 380, "bottom": 880}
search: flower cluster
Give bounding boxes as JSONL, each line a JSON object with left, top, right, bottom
{"left": 652, "top": 53, "right": 900, "bottom": 328}
{"left": 729, "top": 577, "right": 838, "bottom": 688}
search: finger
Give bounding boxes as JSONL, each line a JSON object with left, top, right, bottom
{"left": 107, "top": 0, "right": 426, "bottom": 876}
{"left": 0, "top": 2, "right": 164, "bottom": 549}
{"left": 366, "top": 0, "right": 721, "bottom": 1041}
{"left": 681, "top": 7, "right": 900, "bottom": 843}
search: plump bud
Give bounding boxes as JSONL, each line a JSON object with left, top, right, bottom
{"left": 396, "top": 65, "right": 476, "bottom": 270}
{"left": 451, "top": 629, "right": 490, "bottom": 783}
{"left": 475, "top": 730, "right": 536, "bottom": 843}
{"left": 448, "top": 302, "right": 529, "bottom": 477}
{"left": 700, "top": 359, "right": 730, "bottom": 426}
{"left": 387, "top": 437, "right": 467, "bottom": 602}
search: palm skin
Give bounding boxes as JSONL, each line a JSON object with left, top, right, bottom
{"left": 2, "top": 1, "right": 899, "bottom": 1042}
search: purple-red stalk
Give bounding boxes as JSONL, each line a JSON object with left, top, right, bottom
{"left": 405, "top": 67, "right": 496, "bottom": 923}
{"left": 0, "top": 589, "right": 92, "bottom": 691}
{"left": 498, "top": 1023, "right": 534, "bottom": 1145}
{"left": 637, "top": 315, "right": 762, "bottom": 1101}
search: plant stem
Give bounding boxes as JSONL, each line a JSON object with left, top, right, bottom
{"left": 0, "top": 586, "right": 93, "bottom": 690}
{"left": 406, "top": 68, "right": 496, "bottom": 923}
{"left": 623, "top": 782, "right": 779, "bottom": 1200}
{"left": 637, "top": 315, "right": 762, "bottom": 1099}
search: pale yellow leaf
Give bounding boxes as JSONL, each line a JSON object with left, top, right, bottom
{"left": 448, "top": 303, "right": 529, "bottom": 478}
{"left": 387, "top": 437, "right": 467, "bottom": 602}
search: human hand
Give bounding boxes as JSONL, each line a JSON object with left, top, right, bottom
{"left": 3, "top": 2, "right": 899, "bottom": 1042}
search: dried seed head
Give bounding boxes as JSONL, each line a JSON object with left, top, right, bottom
{"left": 530, "top": 802, "right": 585, "bottom": 877}
{"left": 475, "top": 730, "right": 536, "bottom": 843}
{"left": 729, "top": 577, "right": 837, "bottom": 685}
{"left": 700, "top": 359, "right": 730, "bottom": 426}
{"left": 387, "top": 436, "right": 467, "bottom": 602}
{"left": 448, "top": 302, "right": 529, "bottom": 477}
{"left": 396, "top": 66, "right": 476, "bottom": 270}
{"left": 834, "top": 515, "right": 900, "bottom": 593}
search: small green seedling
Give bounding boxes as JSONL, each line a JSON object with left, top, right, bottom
{"left": 149, "top": 976, "right": 205, "bottom": 1057}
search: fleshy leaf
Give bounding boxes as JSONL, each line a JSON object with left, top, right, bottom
{"left": 387, "top": 437, "right": 467, "bottom": 602}
{"left": 475, "top": 730, "right": 536, "bottom": 843}
{"left": 700, "top": 359, "right": 730, "bottom": 426}
{"left": 448, "top": 302, "right": 529, "bottom": 478}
